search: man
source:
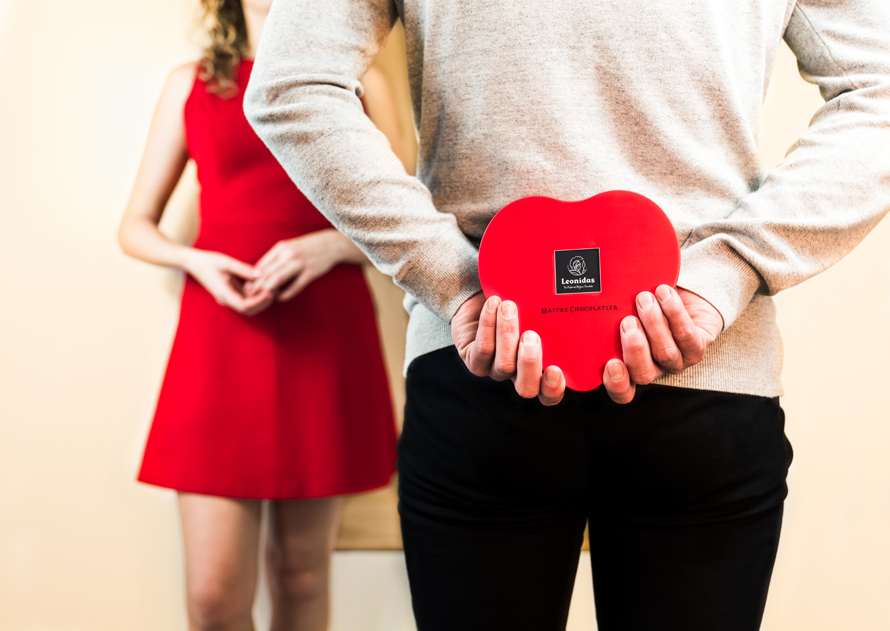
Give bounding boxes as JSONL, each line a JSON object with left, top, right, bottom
{"left": 244, "top": 1, "right": 890, "bottom": 629}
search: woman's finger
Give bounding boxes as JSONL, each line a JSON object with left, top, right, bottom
{"left": 255, "top": 242, "right": 285, "bottom": 271}
{"left": 242, "top": 278, "right": 262, "bottom": 296}
{"left": 259, "top": 259, "right": 302, "bottom": 293}
{"left": 214, "top": 281, "right": 250, "bottom": 313}
{"left": 243, "top": 291, "right": 276, "bottom": 316}
{"left": 220, "top": 255, "right": 259, "bottom": 280}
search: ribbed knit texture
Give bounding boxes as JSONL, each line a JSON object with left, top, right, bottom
{"left": 246, "top": 0, "right": 890, "bottom": 397}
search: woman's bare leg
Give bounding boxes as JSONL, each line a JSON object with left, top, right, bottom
{"left": 178, "top": 493, "right": 262, "bottom": 631}
{"left": 265, "top": 497, "right": 344, "bottom": 631}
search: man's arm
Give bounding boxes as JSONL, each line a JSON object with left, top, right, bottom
{"left": 243, "top": 0, "right": 481, "bottom": 323}
{"left": 677, "top": 0, "right": 890, "bottom": 331}
{"left": 601, "top": 0, "right": 890, "bottom": 404}
{"left": 568, "top": 0, "right": 890, "bottom": 405}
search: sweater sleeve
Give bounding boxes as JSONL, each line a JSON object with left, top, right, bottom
{"left": 676, "top": 0, "right": 890, "bottom": 330}
{"left": 243, "top": 0, "right": 482, "bottom": 323}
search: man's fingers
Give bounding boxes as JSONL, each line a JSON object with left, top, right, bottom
{"left": 636, "top": 291, "right": 684, "bottom": 374}
{"left": 621, "top": 316, "right": 663, "bottom": 385}
{"left": 451, "top": 292, "right": 487, "bottom": 362}
{"left": 451, "top": 294, "right": 564, "bottom": 406}
{"left": 465, "top": 295, "right": 499, "bottom": 376}
{"left": 655, "top": 285, "right": 706, "bottom": 364}
{"left": 539, "top": 365, "right": 566, "bottom": 406}
{"left": 513, "top": 330, "right": 542, "bottom": 399}
{"left": 491, "top": 300, "right": 520, "bottom": 381}
{"left": 602, "top": 360, "right": 635, "bottom": 404}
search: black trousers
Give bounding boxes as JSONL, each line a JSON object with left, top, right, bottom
{"left": 398, "top": 347, "right": 793, "bottom": 631}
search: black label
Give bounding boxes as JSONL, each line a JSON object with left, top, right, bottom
{"left": 554, "top": 248, "right": 601, "bottom": 295}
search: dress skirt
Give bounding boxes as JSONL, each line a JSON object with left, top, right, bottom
{"left": 138, "top": 221, "right": 398, "bottom": 499}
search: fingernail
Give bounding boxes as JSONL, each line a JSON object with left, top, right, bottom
{"left": 607, "top": 361, "right": 624, "bottom": 381}
{"left": 656, "top": 285, "right": 672, "bottom": 302}
{"left": 521, "top": 330, "right": 538, "bottom": 345}
{"left": 637, "top": 292, "right": 654, "bottom": 309}
{"left": 501, "top": 302, "right": 517, "bottom": 319}
{"left": 486, "top": 296, "right": 500, "bottom": 312}
{"left": 621, "top": 317, "right": 638, "bottom": 333}
{"left": 544, "top": 366, "right": 560, "bottom": 386}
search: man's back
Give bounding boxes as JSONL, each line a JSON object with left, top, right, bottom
{"left": 245, "top": 0, "right": 890, "bottom": 398}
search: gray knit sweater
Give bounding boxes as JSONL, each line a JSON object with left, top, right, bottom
{"left": 245, "top": 0, "right": 890, "bottom": 397}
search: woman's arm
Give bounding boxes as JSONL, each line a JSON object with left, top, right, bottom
{"left": 119, "top": 62, "right": 271, "bottom": 314}
{"left": 118, "top": 62, "right": 197, "bottom": 269}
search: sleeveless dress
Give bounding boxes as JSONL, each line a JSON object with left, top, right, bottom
{"left": 137, "top": 60, "right": 398, "bottom": 499}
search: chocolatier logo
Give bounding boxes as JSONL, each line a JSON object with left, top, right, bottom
{"left": 567, "top": 256, "right": 587, "bottom": 277}
{"left": 554, "top": 248, "right": 601, "bottom": 295}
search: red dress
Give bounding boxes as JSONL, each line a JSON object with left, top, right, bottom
{"left": 138, "top": 61, "right": 398, "bottom": 499}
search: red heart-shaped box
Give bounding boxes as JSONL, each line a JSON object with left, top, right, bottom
{"left": 478, "top": 190, "right": 680, "bottom": 391}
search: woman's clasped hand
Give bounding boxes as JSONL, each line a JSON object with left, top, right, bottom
{"left": 186, "top": 228, "right": 349, "bottom": 316}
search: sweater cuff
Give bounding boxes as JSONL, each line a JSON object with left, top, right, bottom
{"left": 676, "top": 239, "right": 763, "bottom": 331}
{"left": 398, "top": 239, "right": 482, "bottom": 324}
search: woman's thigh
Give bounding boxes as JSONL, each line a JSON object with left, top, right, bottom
{"left": 585, "top": 385, "right": 794, "bottom": 631}
{"left": 263, "top": 497, "right": 343, "bottom": 631}
{"left": 265, "top": 497, "right": 343, "bottom": 579}
{"left": 178, "top": 493, "right": 263, "bottom": 623}
{"left": 398, "top": 348, "right": 589, "bottom": 631}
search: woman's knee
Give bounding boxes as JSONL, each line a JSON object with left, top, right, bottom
{"left": 186, "top": 576, "right": 253, "bottom": 630}
{"left": 266, "top": 544, "right": 330, "bottom": 603}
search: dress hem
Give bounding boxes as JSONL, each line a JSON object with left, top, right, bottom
{"left": 136, "top": 471, "right": 396, "bottom": 501}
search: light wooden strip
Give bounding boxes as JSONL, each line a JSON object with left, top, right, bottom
{"left": 336, "top": 476, "right": 592, "bottom": 551}
{"left": 337, "top": 478, "right": 403, "bottom": 550}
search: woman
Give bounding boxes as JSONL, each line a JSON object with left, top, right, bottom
{"left": 118, "top": 1, "right": 402, "bottom": 629}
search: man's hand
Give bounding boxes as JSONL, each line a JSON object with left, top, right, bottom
{"left": 451, "top": 292, "right": 566, "bottom": 406}
{"left": 452, "top": 286, "right": 721, "bottom": 407}
{"left": 602, "top": 285, "right": 723, "bottom": 404}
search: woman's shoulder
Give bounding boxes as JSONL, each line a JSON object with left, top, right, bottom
{"left": 167, "top": 60, "right": 201, "bottom": 87}
{"left": 145, "top": 60, "right": 201, "bottom": 131}
{"left": 157, "top": 60, "right": 201, "bottom": 112}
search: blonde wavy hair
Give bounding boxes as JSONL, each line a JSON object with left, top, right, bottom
{"left": 197, "top": 0, "right": 249, "bottom": 97}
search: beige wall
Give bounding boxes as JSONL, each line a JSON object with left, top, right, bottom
{"left": 0, "top": 1, "right": 888, "bottom": 630}
{"left": 759, "top": 46, "right": 890, "bottom": 631}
